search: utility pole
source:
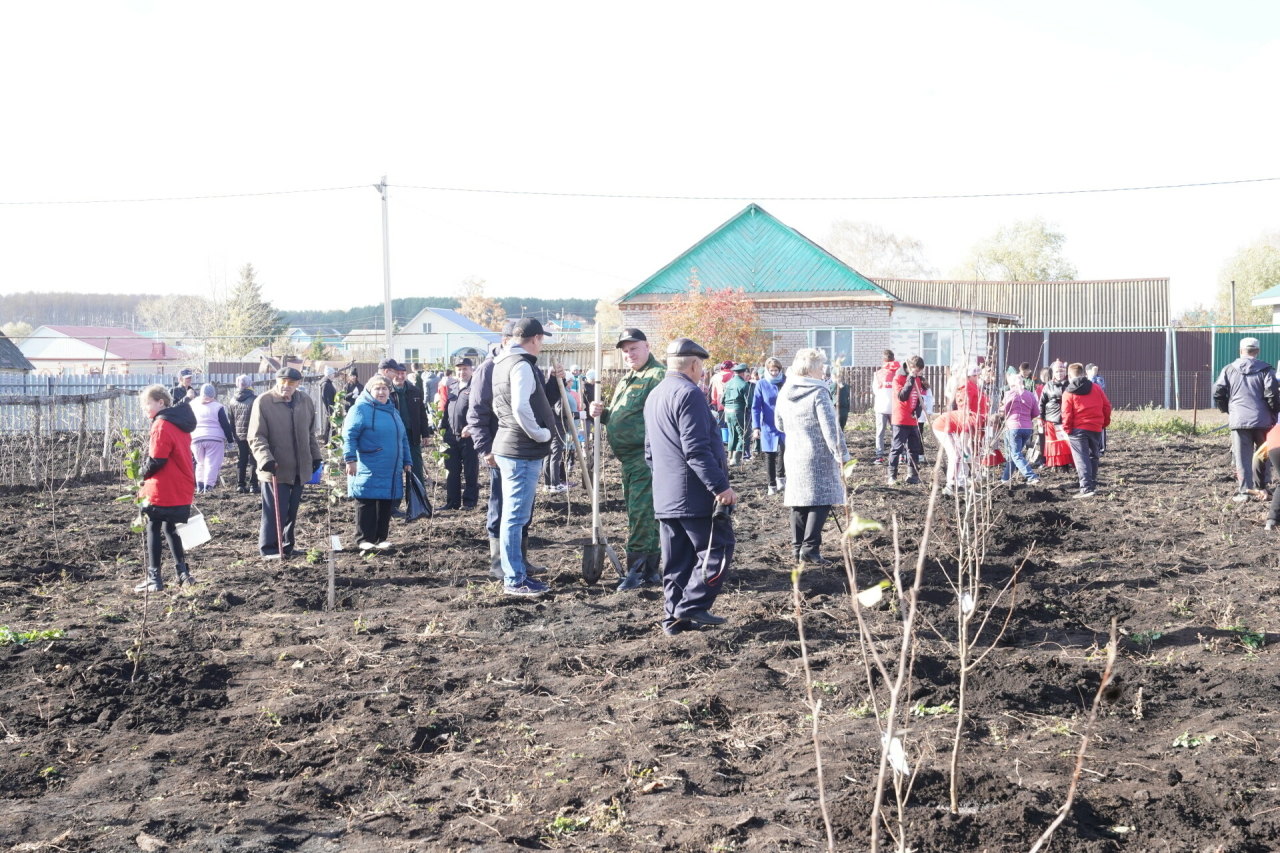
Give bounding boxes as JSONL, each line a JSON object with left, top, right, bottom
{"left": 375, "top": 176, "right": 393, "bottom": 358}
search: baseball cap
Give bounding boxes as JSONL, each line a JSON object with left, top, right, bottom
{"left": 501, "top": 319, "right": 517, "bottom": 337}
{"left": 454, "top": 358, "right": 474, "bottom": 368}
{"left": 511, "top": 317, "right": 550, "bottom": 338}
{"left": 616, "top": 327, "right": 647, "bottom": 348}
{"left": 1241, "top": 337, "right": 1261, "bottom": 350}
{"left": 732, "top": 363, "right": 748, "bottom": 372}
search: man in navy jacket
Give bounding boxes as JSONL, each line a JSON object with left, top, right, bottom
{"left": 644, "top": 338, "right": 738, "bottom": 636}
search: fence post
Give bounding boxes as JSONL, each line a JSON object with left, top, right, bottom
{"left": 1164, "top": 327, "right": 1172, "bottom": 410}
{"left": 30, "top": 402, "right": 41, "bottom": 485}
{"left": 76, "top": 400, "right": 89, "bottom": 479}
{"left": 101, "top": 388, "right": 116, "bottom": 472}
{"left": 1172, "top": 329, "right": 1181, "bottom": 410}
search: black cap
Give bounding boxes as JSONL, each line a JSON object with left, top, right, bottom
{"left": 666, "top": 338, "right": 709, "bottom": 359}
{"left": 616, "top": 327, "right": 647, "bottom": 348}
{"left": 454, "top": 358, "right": 473, "bottom": 368}
{"left": 276, "top": 367, "right": 303, "bottom": 381}
{"left": 501, "top": 319, "right": 517, "bottom": 337}
{"left": 179, "top": 368, "right": 194, "bottom": 377}
{"left": 511, "top": 317, "right": 550, "bottom": 338}
{"left": 378, "top": 358, "right": 403, "bottom": 371}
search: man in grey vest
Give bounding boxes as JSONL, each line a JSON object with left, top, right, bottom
{"left": 491, "top": 317, "right": 555, "bottom": 596}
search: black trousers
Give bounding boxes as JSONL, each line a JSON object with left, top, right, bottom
{"left": 445, "top": 436, "right": 479, "bottom": 508}
{"left": 355, "top": 498, "right": 393, "bottom": 546}
{"left": 790, "top": 506, "right": 830, "bottom": 558}
{"left": 659, "top": 516, "right": 735, "bottom": 628}
{"left": 1067, "top": 430, "right": 1103, "bottom": 494}
{"left": 889, "top": 424, "right": 924, "bottom": 478}
{"left": 144, "top": 505, "right": 188, "bottom": 569}
{"left": 1232, "top": 428, "right": 1270, "bottom": 493}
{"left": 259, "top": 477, "right": 303, "bottom": 557}
{"left": 765, "top": 444, "right": 786, "bottom": 485}
{"left": 236, "top": 439, "right": 258, "bottom": 489}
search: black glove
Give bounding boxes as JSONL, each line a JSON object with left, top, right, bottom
{"left": 140, "top": 457, "right": 167, "bottom": 479}
{"left": 261, "top": 460, "right": 278, "bottom": 474}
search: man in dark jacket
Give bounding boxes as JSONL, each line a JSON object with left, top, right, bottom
{"left": 443, "top": 358, "right": 479, "bottom": 510}
{"left": 170, "top": 368, "right": 197, "bottom": 407}
{"left": 644, "top": 338, "right": 738, "bottom": 636}
{"left": 1213, "top": 336, "right": 1280, "bottom": 500}
{"left": 1062, "top": 363, "right": 1113, "bottom": 499}
{"left": 491, "top": 318, "right": 558, "bottom": 597}
{"left": 381, "top": 359, "right": 429, "bottom": 512}
{"left": 226, "top": 374, "right": 259, "bottom": 494}
{"left": 469, "top": 322, "right": 560, "bottom": 580}
{"left": 320, "top": 367, "right": 338, "bottom": 446}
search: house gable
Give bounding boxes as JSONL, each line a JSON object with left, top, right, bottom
{"left": 620, "top": 204, "right": 895, "bottom": 303}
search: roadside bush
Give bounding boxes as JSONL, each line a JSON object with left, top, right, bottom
{"left": 1109, "top": 405, "right": 1199, "bottom": 436}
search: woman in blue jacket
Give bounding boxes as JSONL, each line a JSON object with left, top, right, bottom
{"left": 343, "top": 375, "right": 413, "bottom": 550}
{"left": 752, "top": 357, "right": 787, "bottom": 495}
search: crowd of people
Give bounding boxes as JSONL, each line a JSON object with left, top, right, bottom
{"left": 129, "top": 328, "right": 1277, "bottom": 634}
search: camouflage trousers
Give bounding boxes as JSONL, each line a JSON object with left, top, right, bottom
{"left": 615, "top": 446, "right": 659, "bottom": 556}
{"left": 725, "top": 406, "right": 748, "bottom": 454}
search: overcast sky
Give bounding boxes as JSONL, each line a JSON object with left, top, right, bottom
{"left": 2, "top": 0, "right": 1278, "bottom": 318}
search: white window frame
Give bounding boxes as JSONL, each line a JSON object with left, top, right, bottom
{"left": 428, "top": 347, "right": 445, "bottom": 361}
{"left": 809, "top": 328, "right": 855, "bottom": 367}
{"left": 920, "top": 330, "right": 953, "bottom": 367}
{"left": 403, "top": 348, "right": 420, "bottom": 362}
{"left": 422, "top": 322, "right": 432, "bottom": 334}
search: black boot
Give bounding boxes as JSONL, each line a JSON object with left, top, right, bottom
{"left": 176, "top": 563, "right": 194, "bottom": 586}
{"left": 642, "top": 553, "right": 662, "bottom": 585}
{"left": 617, "top": 552, "right": 647, "bottom": 591}
{"left": 521, "top": 531, "right": 547, "bottom": 575}
{"left": 488, "top": 537, "right": 503, "bottom": 580}
{"left": 134, "top": 567, "right": 163, "bottom": 593}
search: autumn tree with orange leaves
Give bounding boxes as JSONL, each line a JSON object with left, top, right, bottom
{"left": 654, "top": 269, "right": 773, "bottom": 365}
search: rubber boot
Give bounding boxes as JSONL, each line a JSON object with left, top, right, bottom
{"left": 134, "top": 567, "right": 163, "bottom": 593}
{"left": 730, "top": 451, "right": 742, "bottom": 467}
{"left": 176, "top": 563, "right": 193, "bottom": 586}
{"left": 521, "top": 530, "right": 547, "bottom": 575}
{"left": 617, "top": 552, "right": 647, "bottom": 591}
{"left": 488, "top": 537, "right": 503, "bottom": 580}
{"left": 642, "top": 553, "right": 662, "bottom": 585}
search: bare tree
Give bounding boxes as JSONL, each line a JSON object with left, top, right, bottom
{"left": 952, "top": 217, "right": 1077, "bottom": 281}
{"left": 1, "top": 321, "right": 33, "bottom": 343}
{"left": 823, "top": 220, "right": 936, "bottom": 279}
{"left": 593, "top": 287, "right": 628, "bottom": 337}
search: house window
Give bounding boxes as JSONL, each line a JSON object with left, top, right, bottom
{"left": 422, "top": 322, "right": 432, "bottom": 334}
{"left": 811, "top": 329, "right": 854, "bottom": 366}
{"left": 429, "top": 347, "right": 445, "bottom": 360}
{"left": 921, "top": 331, "right": 952, "bottom": 367}
{"left": 403, "top": 348, "right": 420, "bottom": 362}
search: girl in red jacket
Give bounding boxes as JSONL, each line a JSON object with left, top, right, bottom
{"left": 135, "top": 385, "right": 197, "bottom": 592}
{"left": 888, "top": 357, "right": 928, "bottom": 485}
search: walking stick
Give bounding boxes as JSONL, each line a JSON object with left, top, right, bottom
{"left": 271, "top": 474, "right": 284, "bottom": 558}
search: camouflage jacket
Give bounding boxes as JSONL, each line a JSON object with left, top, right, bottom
{"left": 602, "top": 353, "right": 666, "bottom": 452}
{"left": 721, "top": 376, "right": 750, "bottom": 409}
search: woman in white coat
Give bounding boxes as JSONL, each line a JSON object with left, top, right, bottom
{"left": 774, "top": 348, "right": 851, "bottom": 565}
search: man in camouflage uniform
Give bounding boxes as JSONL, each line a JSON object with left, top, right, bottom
{"left": 589, "top": 327, "right": 667, "bottom": 591}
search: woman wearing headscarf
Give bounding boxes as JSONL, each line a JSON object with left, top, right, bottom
{"left": 135, "top": 385, "right": 196, "bottom": 592}
{"left": 191, "top": 383, "right": 234, "bottom": 494}
{"left": 1039, "top": 361, "right": 1074, "bottom": 470}
{"left": 751, "top": 357, "right": 787, "bottom": 495}
{"left": 342, "top": 374, "right": 413, "bottom": 550}
{"left": 775, "top": 348, "right": 850, "bottom": 565}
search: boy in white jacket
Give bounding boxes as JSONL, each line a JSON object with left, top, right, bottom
{"left": 871, "top": 350, "right": 897, "bottom": 464}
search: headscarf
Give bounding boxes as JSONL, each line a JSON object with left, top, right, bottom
{"left": 236, "top": 374, "right": 252, "bottom": 390}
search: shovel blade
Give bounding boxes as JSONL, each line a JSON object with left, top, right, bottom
{"left": 582, "top": 544, "right": 606, "bottom": 584}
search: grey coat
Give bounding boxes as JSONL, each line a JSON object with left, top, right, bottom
{"left": 1212, "top": 356, "right": 1279, "bottom": 430}
{"left": 775, "top": 375, "right": 850, "bottom": 508}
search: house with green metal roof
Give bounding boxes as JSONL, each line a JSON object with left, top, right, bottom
{"left": 1251, "top": 282, "right": 1280, "bottom": 328}
{"left": 618, "top": 204, "right": 1016, "bottom": 366}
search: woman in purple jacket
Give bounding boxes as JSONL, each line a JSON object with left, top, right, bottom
{"left": 1000, "top": 369, "right": 1041, "bottom": 485}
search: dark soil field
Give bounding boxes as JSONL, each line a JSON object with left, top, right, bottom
{"left": 2, "top": 422, "right": 1279, "bottom": 852}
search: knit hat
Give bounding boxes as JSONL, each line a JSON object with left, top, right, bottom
{"left": 200, "top": 383, "right": 217, "bottom": 398}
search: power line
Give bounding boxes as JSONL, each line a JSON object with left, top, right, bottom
{"left": 391, "top": 175, "right": 1280, "bottom": 201}
{"left": 0, "top": 185, "right": 368, "bottom": 206}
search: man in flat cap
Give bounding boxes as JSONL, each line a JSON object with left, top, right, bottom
{"left": 721, "top": 362, "right": 751, "bottom": 466}
{"left": 1213, "top": 336, "right": 1280, "bottom": 501}
{"left": 442, "top": 358, "right": 479, "bottom": 510}
{"left": 644, "top": 338, "right": 737, "bottom": 635}
{"left": 248, "top": 367, "right": 323, "bottom": 559}
{"left": 589, "top": 327, "right": 668, "bottom": 590}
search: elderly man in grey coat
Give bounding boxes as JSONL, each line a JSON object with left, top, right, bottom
{"left": 1213, "top": 336, "right": 1280, "bottom": 502}
{"left": 775, "top": 347, "right": 851, "bottom": 566}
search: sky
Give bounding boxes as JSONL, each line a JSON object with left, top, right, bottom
{"left": 2, "top": 0, "right": 1278, "bottom": 318}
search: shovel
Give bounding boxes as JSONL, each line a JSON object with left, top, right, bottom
{"left": 582, "top": 323, "right": 608, "bottom": 583}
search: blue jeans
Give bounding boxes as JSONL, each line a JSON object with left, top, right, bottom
{"left": 1002, "top": 428, "right": 1035, "bottom": 482}
{"left": 495, "top": 455, "right": 541, "bottom": 585}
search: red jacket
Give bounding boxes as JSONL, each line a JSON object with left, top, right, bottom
{"left": 892, "top": 372, "right": 927, "bottom": 426}
{"left": 141, "top": 407, "right": 196, "bottom": 507}
{"left": 1062, "top": 378, "right": 1112, "bottom": 433}
{"left": 956, "top": 379, "right": 991, "bottom": 418}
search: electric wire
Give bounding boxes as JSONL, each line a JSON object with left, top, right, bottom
{"left": 0, "top": 185, "right": 369, "bottom": 206}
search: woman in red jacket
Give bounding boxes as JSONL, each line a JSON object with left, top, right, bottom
{"left": 135, "top": 385, "right": 197, "bottom": 592}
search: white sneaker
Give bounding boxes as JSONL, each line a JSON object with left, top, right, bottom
{"left": 375, "top": 541, "right": 393, "bottom": 550}
{"left": 887, "top": 476, "right": 897, "bottom": 486}
{"left": 1232, "top": 493, "right": 1250, "bottom": 504}
{"left": 777, "top": 477, "right": 786, "bottom": 490}
{"left": 767, "top": 486, "right": 776, "bottom": 496}
{"left": 550, "top": 484, "right": 568, "bottom": 493}
{"left": 358, "top": 541, "right": 375, "bottom": 551}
